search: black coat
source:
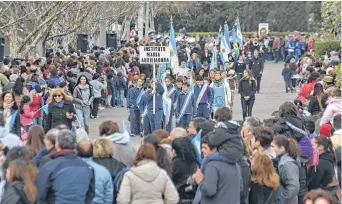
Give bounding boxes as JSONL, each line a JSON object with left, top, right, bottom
{"left": 93, "top": 157, "right": 126, "bottom": 179}
{"left": 249, "top": 57, "right": 264, "bottom": 78}
{"left": 1, "top": 180, "right": 32, "bottom": 204}
{"left": 249, "top": 182, "right": 277, "bottom": 204}
{"left": 235, "top": 61, "right": 247, "bottom": 74}
{"left": 307, "top": 151, "right": 335, "bottom": 191}
{"left": 238, "top": 77, "right": 256, "bottom": 99}
{"left": 273, "top": 115, "right": 306, "bottom": 142}
{"left": 308, "top": 95, "right": 327, "bottom": 116}
{"left": 44, "top": 100, "right": 75, "bottom": 133}
{"left": 171, "top": 156, "right": 197, "bottom": 188}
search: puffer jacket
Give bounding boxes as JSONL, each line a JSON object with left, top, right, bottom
{"left": 320, "top": 98, "right": 342, "bottom": 126}
{"left": 117, "top": 160, "right": 179, "bottom": 204}
{"left": 273, "top": 115, "right": 306, "bottom": 142}
{"left": 276, "top": 154, "right": 300, "bottom": 204}
{"left": 81, "top": 158, "right": 113, "bottom": 204}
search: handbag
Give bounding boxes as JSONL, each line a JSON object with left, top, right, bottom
{"left": 73, "top": 115, "right": 89, "bottom": 143}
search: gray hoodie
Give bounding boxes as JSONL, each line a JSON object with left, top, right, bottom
{"left": 278, "top": 154, "right": 300, "bottom": 204}
{"left": 90, "top": 79, "right": 107, "bottom": 98}
{"left": 105, "top": 132, "right": 135, "bottom": 167}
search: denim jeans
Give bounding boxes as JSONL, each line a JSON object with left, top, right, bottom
{"left": 274, "top": 50, "right": 280, "bottom": 63}
{"left": 284, "top": 77, "right": 293, "bottom": 92}
{"left": 280, "top": 47, "right": 285, "bottom": 61}
{"left": 106, "top": 95, "right": 112, "bottom": 106}
{"left": 116, "top": 89, "right": 124, "bottom": 106}
{"left": 111, "top": 88, "right": 117, "bottom": 107}
{"left": 76, "top": 106, "right": 91, "bottom": 129}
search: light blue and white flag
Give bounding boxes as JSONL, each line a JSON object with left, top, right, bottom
{"left": 224, "top": 23, "right": 232, "bottom": 52}
{"left": 157, "top": 64, "right": 166, "bottom": 82}
{"left": 220, "top": 32, "right": 229, "bottom": 63}
{"left": 88, "top": 40, "right": 94, "bottom": 51}
{"left": 234, "top": 18, "right": 243, "bottom": 46}
{"left": 210, "top": 50, "right": 217, "bottom": 70}
{"left": 169, "top": 22, "right": 179, "bottom": 72}
{"left": 162, "top": 83, "right": 172, "bottom": 126}
{"left": 191, "top": 129, "right": 202, "bottom": 164}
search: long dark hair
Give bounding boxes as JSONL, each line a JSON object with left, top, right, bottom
{"left": 144, "top": 135, "right": 171, "bottom": 172}
{"left": 19, "top": 96, "right": 31, "bottom": 115}
{"left": 273, "top": 135, "right": 300, "bottom": 159}
{"left": 76, "top": 74, "right": 91, "bottom": 86}
{"left": 172, "top": 137, "right": 198, "bottom": 173}
{"left": 314, "top": 136, "right": 336, "bottom": 165}
{"left": 12, "top": 77, "right": 25, "bottom": 96}
{"left": 26, "top": 126, "right": 45, "bottom": 157}
{"left": 278, "top": 101, "right": 298, "bottom": 117}
{"left": 313, "top": 83, "right": 324, "bottom": 111}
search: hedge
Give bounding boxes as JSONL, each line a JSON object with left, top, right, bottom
{"left": 314, "top": 40, "right": 341, "bottom": 59}
{"left": 176, "top": 31, "right": 314, "bottom": 38}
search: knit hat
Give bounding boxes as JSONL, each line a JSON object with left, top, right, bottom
{"left": 319, "top": 124, "right": 332, "bottom": 137}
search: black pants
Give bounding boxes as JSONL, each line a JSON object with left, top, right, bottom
{"left": 92, "top": 98, "right": 101, "bottom": 117}
{"left": 134, "top": 110, "right": 141, "bottom": 135}
{"left": 274, "top": 50, "right": 280, "bottom": 63}
{"left": 256, "top": 77, "right": 262, "bottom": 92}
{"left": 241, "top": 98, "right": 255, "bottom": 119}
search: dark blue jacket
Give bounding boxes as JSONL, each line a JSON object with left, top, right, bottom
{"left": 176, "top": 92, "right": 196, "bottom": 116}
{"left": 36, "top": 150, "right": 95, "bottom": 204}
{"left": 128, "top": 86, "right": 144, "bottom": 109}
{"left": 282, "top": 67, "right": 292, "bottom": 80}
{"left": 194, "top": 85, "right": 213, "bottom": 105}
{"left": 139, "top": 82, "right": 165, "bottom": 112}
{"left": 117, "top": 76, "right": 126, "bottom": 90}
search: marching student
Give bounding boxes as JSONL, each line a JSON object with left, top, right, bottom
{"left": 176, "top": 82, "right": 196, "bottom": 129}
{"left": 194, "top": 75, "right": 212, "bottom": 119}
{"left": 164, "top": 76, "right": 177, "bottom": 133}
{"left": 139, "top": 78, "right": 165, "bottom": 134}
{"left": 127, "top": 77, "right": 144, "bottom": 137}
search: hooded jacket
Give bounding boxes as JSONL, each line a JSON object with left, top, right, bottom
{"left": 277, "top": 154, "right": 300, "bottom": 204}
{"left": 1, "top": 180, "right": 31, "bottom": 204}
{"left": 117, "top": 160, "right": 179, "bottom": 204}
{"left": 320, "top": 98, "right": 342, "bottom": 126}
{"left": 208, "top": 120, "right": 244, "bottom": 162}
{"left": 90, "top": 79, "right": 107, "bottom": 98}
{"left": 0, "top": 127, "right": 22, "bottom": 150}
{"left": 198, "top": 152, "right": 242, "bottom": 204}
{"left": 105, "top": 132, "right": 136, "bottom": 167}
{"left": 273, "top": 115, "right": 306, "bottom": 142}
{"left": 307, "top": 151, "right": 335, "bottom": 190}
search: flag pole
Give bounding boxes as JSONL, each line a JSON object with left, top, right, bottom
{"left": 153, "top": 64, "right": 156, "bottom": 114}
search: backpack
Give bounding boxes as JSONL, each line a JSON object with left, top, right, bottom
{"left": 112, "top": 167, "right": 129, "bottom": 204}
{"left": 286, "top": 121, "right": 313, "bottom": 159}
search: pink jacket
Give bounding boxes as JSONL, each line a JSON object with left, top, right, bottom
{"left": 20, "top": 103, "right": 33, "bottom": 126}
{"left": 320, "top": 98, "right": 342, "bottom": 126}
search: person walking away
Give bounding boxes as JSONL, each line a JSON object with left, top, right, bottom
{"left": 106, "top": 74, "right": 115, "bottom": 107}
{"left": 36, "top": 130, "right": 95, "bottom": 204}
{"left": 1, "top": 160, "right": 38, "bottom": 204}
{"left": 271, "top": 135, "right": 300, "bottom": 204}
{"left": 90, "top": 73, "right": 107, "bottom": 118}
{"left": 77, "top": 140, "right": 113, "bottom": 204}
{"left": 272, "top": 37, "right": 280, "bottom": 63}
{"left": 117, "top": 143, "right": 179, "bottom": 204}
{"left": 249, "top": 50, "right": 264, "bottom": 93}
{"left": 73, "top": 75, "right": 94, "bottom": 134}
{"left": 19, "top": 96, "right": 34, "bottom": 133}
{"left": 193, "top": 76, "right": 212, "bottom": 120}
{"left": 282, "top": 63, "right": 293, "bottom": 93}
{"left": 249, "top": 152, "right": 280, "bottom": 204}
{"left": 116, "top": 72, "right": 126, "bottom": 108}
{"left": 239, "top": 69, "right": 256, "bottom": 119}
{"left": 176, "top": 82, "right": 196, "bottom": 129}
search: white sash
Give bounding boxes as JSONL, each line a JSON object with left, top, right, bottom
{"left": 177, "top": 92, "right": 193, "bottom": 121}
{"left": 196, "top": 84, "right": 209, "bottom": 106}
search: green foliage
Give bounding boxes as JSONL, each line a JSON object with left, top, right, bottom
{"left": 321, "top": 1, "right": 341, "bottom": 39}
{"left": 156, "top": 2, "right": 322, "bottom": 32}
{"left": 176, "top": 32, "right": 313, "bottom": 38}
{"left": 314, "top": 40, "right": 341, "bottom": 59}
{"left": 334, "top": 64, "right": 341, "bottom": 88}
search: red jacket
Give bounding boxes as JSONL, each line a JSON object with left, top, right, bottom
{"left": 30, "top": 94, "right": 42, "bottom": 118}
{"left": 300, "top": 82, "right": 315, "bottom": 98}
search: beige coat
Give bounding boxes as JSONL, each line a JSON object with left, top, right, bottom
{"left": 117, "top": 160, "right": 179, "bottom": 204}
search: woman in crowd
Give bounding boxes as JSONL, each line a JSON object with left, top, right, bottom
{"left": 171, "top": 137, "right": 198, "bottom": 204}
{"left": 26, "top": 125, "right": 45, "bottom": 158}
{"left": 271, "top": 135, "right": 300, "bottom": 204}
{"left": 73, "top": 75, "right": 94, "bottom": 134}
{"left": 19, "top": 95, "right": 33, "bottom": 132}
{"left": 117, "top": 143, "right": 179, "bottom": 204}
{"left": 0, "top": 91, "right": 21, "bottom": 137}
{"left": 239, "top": 69, "right": 256, "bottom": 120}
{"left": 92, "top": 138, "right": 126, "bottom": 179}
{"left": 299, "top": 72, "right": 319, "bottom": 99}
{"left": 308, "top": 83, "right": 327, "bottom": 116}
{"left": 99, "top": 120, "right": 135, "bottom": 167}
{"left": 144, "top": 135, "right": 172, "bottom": 175}
{"left": 303, "top": 189, "right": 334, "bottom": 204}
{"left": 320, "top": 87, "right": 341, "bottom": 126}
{"left": 249, "top": 152, "right": 280, "bottom": 204}
{"left": 29, "top": 85, "right": 43, "bottom": 126}
{"left": 1, "top": 159, "right": 38, "bottom": 204}
{"left": 235, "top": 55, "right": 247, "bottom": 82}
{"left": 44, "top": 88, "right": 75, "bottom": 133}
{"left": 90, "top": 73, "right": 107, "bottom": 118}
{"left": 307, "top": 136, "right": 336, "bottom": 191}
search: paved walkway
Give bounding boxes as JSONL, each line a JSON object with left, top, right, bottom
{"left": 88, "top": 61, "right": 294, "bottom": 140}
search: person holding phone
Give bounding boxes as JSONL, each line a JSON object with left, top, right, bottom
{"left": 44, "top": 88, "right": 75, "bottom": 133}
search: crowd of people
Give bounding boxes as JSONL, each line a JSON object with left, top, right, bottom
{"left": 0, "top": 29, "right": 340, "bottom": 204}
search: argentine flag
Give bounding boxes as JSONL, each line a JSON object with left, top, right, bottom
{"left": 169, "top": 23, "right": 179, "bottom": 72}
{"left": 224, "top": 23, "right": 232, "bottom": 52}
{"left": 191, "top": 129, "right": 202, "bottom": 164}
{"left": 220, "top": 32, "right": 229, "bottom": 63}
{"left": 234, "top": 18, "right": 243, "bottom": 46}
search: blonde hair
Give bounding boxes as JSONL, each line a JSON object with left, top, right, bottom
{"left": 93, "top": 138, "right": 114, "bottom": 158}
{"left": 50, "top": 88, "right": 72, "bottom": 101}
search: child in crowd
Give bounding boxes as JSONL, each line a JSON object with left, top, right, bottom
{"left": 281, "top": 63, "right": 293, "bottom": 93}
{"left": 176, "top": 82, "right": 196, "bottom": 129}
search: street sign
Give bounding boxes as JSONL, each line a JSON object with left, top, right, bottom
{"left": 139, "top": 46, "right": 170, "bottom": 64}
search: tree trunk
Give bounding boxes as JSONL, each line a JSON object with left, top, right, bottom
{"left": 137, "top": 2, "right": 144, "bottom": 40}
{"left": 99, "top": 19, "right": 107, "bottom": 47}
{"left": 144, "top": 1, "right": 150, "bottom": 37}
{"left": 150, "top": 6, "right": 155, "bottom": 32}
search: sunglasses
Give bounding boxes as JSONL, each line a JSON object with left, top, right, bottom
{"left": 53, "top": 94, "right": 62, "bottom": 98}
